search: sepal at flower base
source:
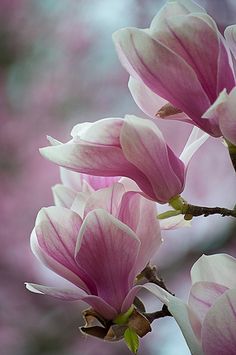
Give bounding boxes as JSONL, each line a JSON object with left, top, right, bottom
{"left": 80, "top": 306, "right": 151, "bottom": 346}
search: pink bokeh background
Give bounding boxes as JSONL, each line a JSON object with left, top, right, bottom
{"left": 1, "top": 1, "right": 235, "bottom": 354}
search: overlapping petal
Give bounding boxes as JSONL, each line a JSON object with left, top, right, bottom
{"left": 141, "top": 283, "right": 203, "bottom": 355}
{"left": 128, "top": 76, "right": 191, "bottom": 122}
{"left": 75, "top": 209, "right": 140, "bottom": 312}
{"left": 204, "top": 87, "right": 236, "bottom": 145}
{"left": 84, "top": 183, "right": 125, "bottom": 217}
{"left": 118, "top": 191, "right": 162, "bottom": 274}
{"left": 191, "top": 254, "right": 236, "bottom": 289}
{"left": 52, "top": 184, "right": 77, "bottom": 208}
{"left": 201, "top": 289, "right": 236, "bottom": 355}
{"left": 31, "top": 207, "right": 91, "bottom": 292}
{"left": 225, "top": 24, "right": 236, "bottom": 59}
{"left": 25, "top": 283, "right": 117, "bottom": 320}
{"left": 121, "top": 115, "right": 185, "bottom": 203}
{"left": 189, "top": 281, "right": 228, "bottom": 323}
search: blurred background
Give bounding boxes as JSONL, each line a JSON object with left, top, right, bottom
{"left": 0, "top": 1, "right": 235, "bottom": 354}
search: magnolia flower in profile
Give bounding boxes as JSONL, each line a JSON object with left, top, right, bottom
{"left": 112, "top": 0, "right": 235, "bottom": 139}
{"left": 26, "top": 178, "right": 162, "bottom": 322}
{"left": 143, "top": 253, "right": 236, "bottom": 355}
{"left": 40, "top": 115, "right": 208, "bottom": 204}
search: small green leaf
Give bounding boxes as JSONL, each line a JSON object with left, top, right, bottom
{"left": 157, "top": 209, "right": 181, "bottom": 220}
{"left": 124, "top": 328, "right": 139, "bottom": 354}
{"left": 114, "top": 305, "right": 134, "bottom": 325}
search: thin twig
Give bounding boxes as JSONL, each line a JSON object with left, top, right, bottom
{"left": 144, "top": 304, "right": 172, "bottom": 323}
{"left": 183, "top": 204, "right": 236, "bottom": 218}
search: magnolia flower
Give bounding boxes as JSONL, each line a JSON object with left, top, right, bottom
{"left": 142, "top": 254, "right": 236, "bottom": 355}
{"left": 40, "top": 115, "right": 208, "bottom": 204}
{"left": 112, "top": 0, "right": 235, "bottom": 138}
{"left": 26, "top": 178, "right": 162, "bottom": 320}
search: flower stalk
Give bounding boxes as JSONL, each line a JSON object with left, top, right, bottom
{"left": 158, "top": 195, "right": 236, "bottom": 220}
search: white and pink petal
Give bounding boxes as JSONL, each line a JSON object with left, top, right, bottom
{"left": 191, "top": 254, "right": 236, "bottom": 289}
{"left": 75, "top": 209, "right": 140, "bottom": 313}
{"left": 118, "top": 191, "right": 162, "bottom": 274}
{"left": 189, "top": 281, "right": 228, "bottom": 324}
{"left": 201, "top": 289, "right": 236, "bottom": 355}
{"left": 25, "top": 283, "right": 117, "bottom": 320}
{"left": 121, "top": 115, "right": 185, "bottom": 203}
{"left": 31, "top": 207, "right": 92, "bottom": 292}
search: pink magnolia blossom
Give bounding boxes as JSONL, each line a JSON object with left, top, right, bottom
{"left": 142, "top": 254, "right": 236, "bottom": 355}
{"left": 112, "top": 0, "right": 235, "bottom": 138}
{"left": 40, "top": 115, "right": 208, "bottom": 204}
{"left": 26, "top": 178, "right": 162, "bottom": 320}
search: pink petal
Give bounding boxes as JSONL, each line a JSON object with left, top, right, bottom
{"left": 118, "top": 177, "right": 140, "bottom": 192}
{"left": 191, "top": 254, "right": 236, "bottom": 289}
{"left": 61, "top": 159, "right": 121, "bottom": 192}
{"left": 70, "top": 192, "right": 90, "bottom": 218}
{"left": 129, "top": 76, "right": 192, "bottom": 123}
{"left": 218, "top": 90, "right": 236, "bottom": 145}
{"left": 167, "top": 296, "right": 203, "bottom": 354}
{"left": 121, "top": 115, "right": 185, "bottom": 203}
{"left": 71, "top": 117, "right": 123, "bottom": 146}
{"left": 52, "top": 184, "right": 77, "bottom": 208}
{"left": 113, "top": 27, "right": 215, "bottom": 134}
{"left": 204, "top": 87, "right": 236, "bottom": 145}
{"left": 25, "top": 283, "right": 117, "bottom": 319}
{"left": 150, "top": 0, "right": 205, "bottom": 33}
{"left": 41, "top": 123, "right": 154, "bottom": 200}
{"left": 60, "top": 168, "right": 94, "bottom": 193}
{"left": 71, "top": 121, "right": 93, "bottom": 138}
{"left": 154, "top": 14, "right": 233, "bottom": 106}
{"left": 118, "top": 191, "right": 162, "bottom": 274}
{"left": 40, "top": 136, "right": 151, "bottom": 194}
{"left": 189, "top": 281, "right": 228, "bottom": 324}
{"left": 121, "top": 285, "right": 143, "bottom": 313}
{"left": 128, "top": 76, "right": 167, "bottom": 118}
{"left": 85, "top": 175, "right": 121, "bottom": 191}
{"left": 202, "top": 89, "right": 228, "bottom": 128}
{"left": 179, "top": 126, "right": 209, "bottom": 166}
{"left": 25, "top": 282, "right": 88, "bottom": 300}
{"left": 75, "top": 209, "right": 140, "bottom": 313}
{"left": 84, "top": 182, "right": 125, "bottom": 217}
{"left": 31, "top": 207, "right": 92, "bottom": 293}
{"left": 202, "top": 289, "right": 236, "bottom": 355}
{"left": 225, "top": 25, "right": 236, "bottom": 59}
